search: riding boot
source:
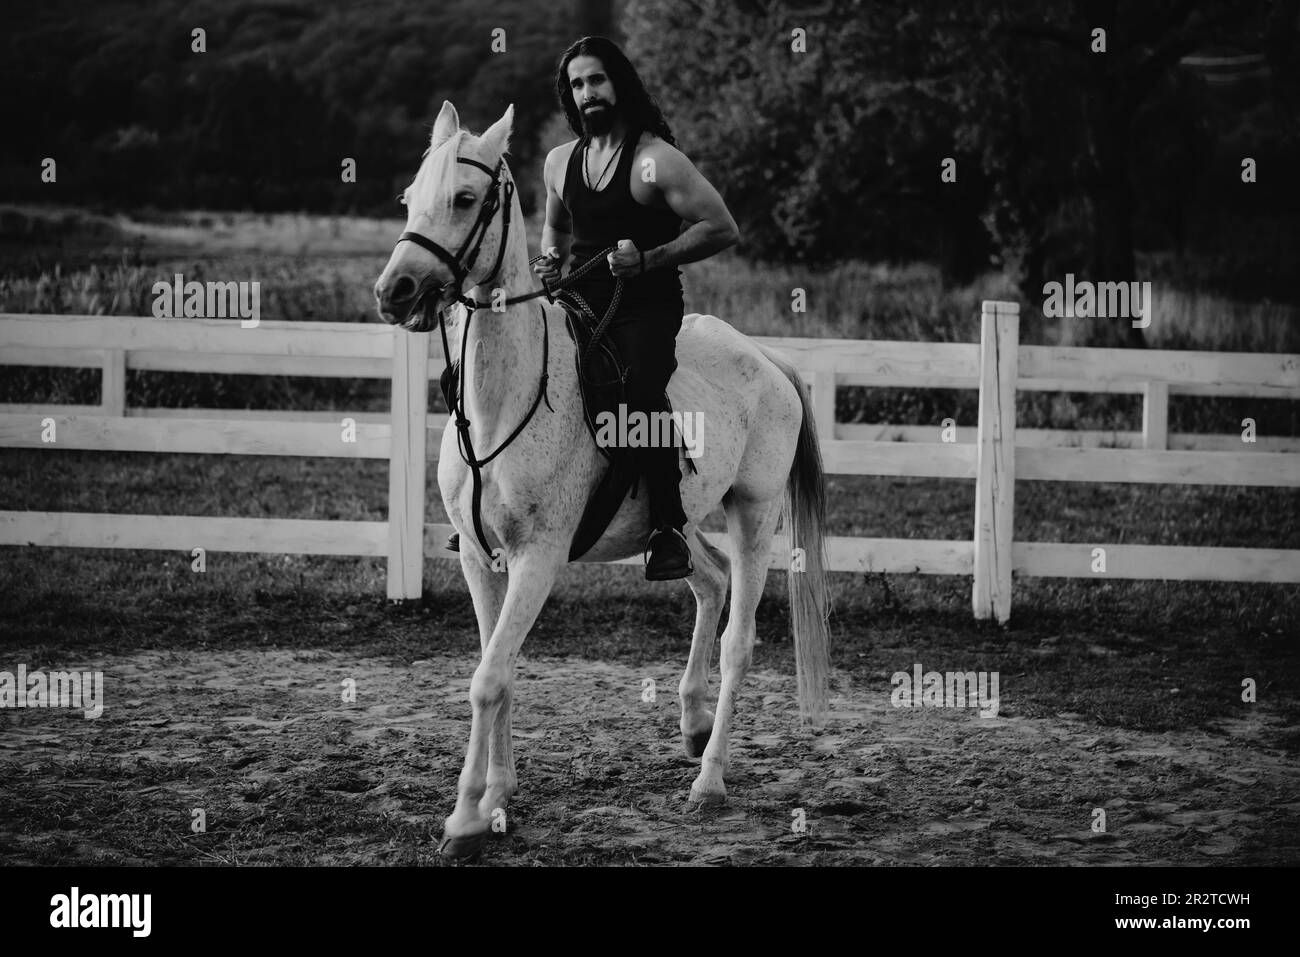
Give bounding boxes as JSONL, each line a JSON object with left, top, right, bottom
{"left": 642, "top": 441, "right": 692, "bottom": 580}
{"left": 645, "top": 525, "right": 693, "bottom": 580}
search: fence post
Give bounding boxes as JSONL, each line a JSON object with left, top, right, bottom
{"left": 1142, "top": 381, "right": 1168, "bottom": 450}
{"left": 101, "top": 349, "right": 125, "bottom": 417}
{"left": 811, "top": 369, "right": 836, "bottom": 441}
{"left": 387, "top": 330, "right": 429, "bottom": 600}
{"left": 972, "top": 300, "right": 1019, "bottom": 623}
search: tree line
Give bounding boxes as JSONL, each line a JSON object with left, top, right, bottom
{"left": 3, "top": 0, "right": 1297, "bottom": 333}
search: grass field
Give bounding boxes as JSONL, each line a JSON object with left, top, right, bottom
{"left": 3, "top": 204, "right": 1298, "bottom": 435}
{"left": 1, "top": 204, "right": 1297, "bottom": 864}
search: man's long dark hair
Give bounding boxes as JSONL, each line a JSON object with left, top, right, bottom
{"left": 555, "top": 36, "right": 676, "bottom": 146}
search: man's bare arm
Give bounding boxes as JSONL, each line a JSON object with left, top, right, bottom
{"left": 540, "top": 145, "right": 573, "bottom": 265}
{"left": 640, "top": 144, "right": 739, "bottom": 272}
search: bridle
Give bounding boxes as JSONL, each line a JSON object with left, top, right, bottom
{"left": 386, "top": 146, "right": 627, "bottom": 564}
{"left": 394, "top": 151, "right": 627, "bottom": 317}
{"left": 396, "top": 153, "right": 570, "bottom": 317}
{"left": 396, "top": 156, "right": 517, "bottom": 312}
{"left": 389, "top": 150, "right": 559, "bottom": 564}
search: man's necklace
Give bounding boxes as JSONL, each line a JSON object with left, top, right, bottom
{"left": 583, "top": 132, "right": 629, "bottom": 191}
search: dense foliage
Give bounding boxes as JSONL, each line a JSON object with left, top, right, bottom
{"left": 1, "top": 0, "right": 577, "bottom": 215}
{"left": 3, "top": 0, "right": 1297, "bottom": 331}
{"left": 625, "top": 0, "right": 1299, "bottom": 312}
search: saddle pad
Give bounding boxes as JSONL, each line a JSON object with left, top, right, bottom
{"left": 559, "top": 297, "right": 640, "bottom": 560}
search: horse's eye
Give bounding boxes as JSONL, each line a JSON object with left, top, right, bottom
{"left": 396, "top": 193, "right": 407, "bottom": 206}
{"left": 454, "top": 194, "right": 476, "bottom": 209}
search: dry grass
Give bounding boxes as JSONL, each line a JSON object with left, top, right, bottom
{"left": 3, "top": 204, "right": 1298, "bottom": 351}
{"left": 3, "top": 205, "right": 1298, "bottom": 439}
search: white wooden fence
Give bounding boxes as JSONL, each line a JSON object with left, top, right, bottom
{"left": 2, "top": 301, "right": 1297, "bottom": 621}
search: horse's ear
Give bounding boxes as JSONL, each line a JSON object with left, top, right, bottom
{"left": 431, "top": 101, "right": 460, "bottom": 150}
{"left": 480, "top": 104, "right": 514, "bottom": 160}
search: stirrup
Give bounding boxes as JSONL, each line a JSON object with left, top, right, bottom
{"left": 644, "top": 527, "right": 694, "bottom": 581}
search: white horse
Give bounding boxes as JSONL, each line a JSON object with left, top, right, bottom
{"left": 374, "top": 101, "right": 831, "bottom": 860}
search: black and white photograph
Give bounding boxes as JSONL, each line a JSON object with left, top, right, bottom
{"left": 0, "top": 0, "right": 1295, "bottom": 927}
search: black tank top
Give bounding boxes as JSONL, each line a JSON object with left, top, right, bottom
{"left": 561, "top": 128, "right": 684, "bottom": 316}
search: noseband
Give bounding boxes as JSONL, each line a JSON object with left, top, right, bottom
{"left": 396, "top": 156, "right": 515, "bottom": 308}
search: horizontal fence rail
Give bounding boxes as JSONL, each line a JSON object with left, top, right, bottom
{"left": 2, "top": 305, "right": 1297, "bottom": 618}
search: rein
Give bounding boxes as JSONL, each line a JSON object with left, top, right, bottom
{"left": 392, "top": 152, "right": 631, "bottom": 562}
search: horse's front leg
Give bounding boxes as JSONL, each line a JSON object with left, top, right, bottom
{"left": 439, "top": 546, "right": 564, "bottom": 860}
{"left": 458, "top": 547, "right": 515, "bottom": 819}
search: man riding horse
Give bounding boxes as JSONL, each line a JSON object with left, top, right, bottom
{"left": 374, "top": 74, "right": 830, "bottom": 861}
{"left": 445, "top": 35, "right": 740, "bottom": 580}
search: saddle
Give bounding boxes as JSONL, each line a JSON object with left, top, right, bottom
{"left": 439, "top": 297, "right": 698, "bottom": 561}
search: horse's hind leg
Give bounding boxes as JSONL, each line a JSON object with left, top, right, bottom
{"left": 689, "top": 493, "right": 782, "bottom": 806}
{"left": 680, "top": 529, "right": 730, "bottom": 758}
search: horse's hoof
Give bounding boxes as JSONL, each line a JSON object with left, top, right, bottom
{"left": 437, "top": 831, "right": 487, "bottom": 862}
{"left": 683, "top": 729, "right": 712, "bottom": 759}
{"left": 689, "top": 781, "right": 727, "bottom": 807}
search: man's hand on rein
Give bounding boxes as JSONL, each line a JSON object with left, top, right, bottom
{"left": 607, "top": 239, "right": 646, "bottom": 278}
{"left": 534, "top": 246, "right": 562, "bottom": 284}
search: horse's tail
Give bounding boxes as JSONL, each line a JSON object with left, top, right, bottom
{"left": 757, "top": 343, "right": 832, "bottom": 727}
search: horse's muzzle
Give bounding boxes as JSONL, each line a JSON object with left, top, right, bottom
{"left": 375, "top": 271, "right": 445, "bottom": 329}
{"left": 401, "top": 300, "right": 439, "bottom": 333}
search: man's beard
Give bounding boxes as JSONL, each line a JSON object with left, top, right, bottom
{"left": 580, "top": 101, "right": 618, "bottom": 136}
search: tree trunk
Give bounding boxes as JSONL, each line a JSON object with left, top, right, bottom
{"left": 1074, "top": 0, "right": 1146, "bottom": 348}
{"left": 1083, "top": 87, "right": 1147, "bottom": 347}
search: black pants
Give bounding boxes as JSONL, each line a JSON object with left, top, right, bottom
{"left": 604, "top": 312, "right": 688, "bottom": 532}
{"left": 439, "top": 308, "right": 687, "bottom": 533}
